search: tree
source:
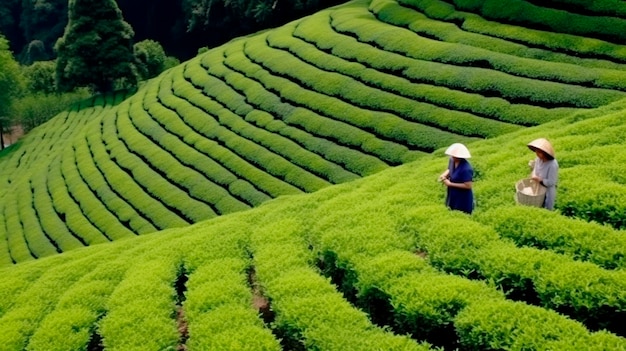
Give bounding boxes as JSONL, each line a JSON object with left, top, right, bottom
{"left": 55, "top": 0, "right": 137, "bottom": 93}
{"left": 134, "top": 39, "right": 181, "bottom": 80}
{"left": 23, "top": 59, "right": 56, "bottom": 94}
{"left": 133, "top": 39, "right": 166, "bottom": 80}
{"left": 0, "top": 34, "right": 23, "bottom": 149}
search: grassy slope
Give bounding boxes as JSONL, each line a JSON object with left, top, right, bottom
{"left": 4, "top": 0, "right": 626, "bottom": 264}
{"left": 1, "top": 0, "right": 626, "bottom": 348}
{"left": 0, "top": 102, "right": 625, "bottom": 350}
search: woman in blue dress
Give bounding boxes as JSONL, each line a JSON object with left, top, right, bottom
{"left": 438, "top": 143, "right": 474, "bottom": 214}
{"left": 527, "top": 138, "right": 559, "bottom": 210}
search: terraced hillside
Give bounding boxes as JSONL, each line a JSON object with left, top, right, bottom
{"left": 3, "top": 0, "right": 626, "bottom": 264}
{"left": 1, "top": 102, "right": 626, "bottom": 350}
{"left": 2, "top": 0, "right": 626, "bottom": 349}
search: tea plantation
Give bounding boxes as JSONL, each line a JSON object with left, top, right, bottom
{"left": 1, "top": 0, "right": 626, "bottom": 349}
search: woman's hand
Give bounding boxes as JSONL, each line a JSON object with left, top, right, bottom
{"left": 438, "top": 170, "right": 450, "bottom": 182}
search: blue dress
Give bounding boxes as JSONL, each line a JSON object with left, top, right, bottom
{"left": 446, "top": 158, "right": 474, "bottom": 214}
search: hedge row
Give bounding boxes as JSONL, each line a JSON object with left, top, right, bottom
{"left": 153, "top": 68, "right": 299, "bottom": 200}
{"left": 25, "top": 254, "right": 134, "bottom": 351}
{"left": 268, "top": 22, "right": 578, "bottom": 126}
{"left": 558, "top": 165, "right": 626, "bottom": 230}
{"left": 73, "top": 133, "right": 157, "bottom": 234}
{"left": 374, "top": 0, "right": 626, "bottom": 71}
{"left": 246, "top": 33, "right": 521, "bottom": 140}
{"left": 162, "top": 65, "right": 305, "bottom": 198}
{"left": 122, "top": 99, "right": 238, "bottom": 219}
{"left": 167, "top": 67, "right": 359, "bottom": 185}
{"left": 181, "top": 222, "right": 281, "bottom": 350}
{"left": 397, "top": 0, "right": 626, "bottom": 64}
{"left": 142, "top": 77, "right": 272, "bottom": 207}
{"left": 226, "top": 56, "right": 432, "bottom": 166}
{"left": 373, "top": 3, "right": 626, "bottom": 91}
{"left": 228, "top": 38, "right": 473, "bottom": 152}
{"left": 537, "top": 0, "right": 626, "bottom": 18}
{"left": 0, "top": 92, "right": 134, "bottom": 264}
{"left": 329, "top": 6, "right": 626, "bottom": 108}
{"left": 477, "top": 206, "right": 626, "bottom": 270}
{"left": 98, "top": 245, "right": 183, "bottom": 351}
{"left": 0, "top": 247, "right": 121, "bottom": 350}
{"left": 88, "top": 113, "right": 188, "bottom": 230}
{"left": 445, "top": 0, "right": 626, "bottom": 43}
{"left": 2, "top": 195, "right": 33, "bottom": 262}
{"left": 47, "top": 157, "right": 107, "bottom": 246}
{"left": 61, "top": 144, "right": 136, "bottom": 241}
{"left": 101, "top": 104, "right": 199, "bottom": 225}
{"left": 193, "top": 54, "right": 399, "bottom": 174}
{"left": 400, "top": 206, "right": 626, "bottom": 336}
{"left": 16, "top": 107, "right": 79, "bottom": 174}
{"left": 160, "top": 63, "right": 332, "bottom": 193}
{"left": 30, "top": 167, "right": 83, "bottom": 252}
{"left": 116, "top": 100, "right": 221, "bottom": 222}
{"left": 170, "top": 66, "right": 362, "bottom": 185}
{"left": 249, "top": 216, "right": 431, "bottom": 350}
{"left": 196, "top": 52, "right": 401, "bottom": 173}
{"left": 16, "top": 179, "right": 58, "bottom": 258}
{"left": 0, "top": 206, "right": 13, "bottom": 265}
{"left": 0, "top": 257, "right": 51, "bottom": 321}
{"left": 373, "top": 0, "right": 626, "bottom": 77}
{"left": 294, "top": 10, "right": 606, "bottom": 111}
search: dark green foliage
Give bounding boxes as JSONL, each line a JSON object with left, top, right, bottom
{"left": 450, "top": 0, "right": 626, "bottom": 43}
{"left": 0, "top": 34, "right": 23, "bottom": 149}
{"left": 0, "top": 35, "right": 22, "bottom": 114}
{"left": 133, "top": 39, "right": 169, "bottom": 81}
{"left": 22, "top": 60, "right": 56, "bottom": 94}
{"left": 10, "top": 91, "right": 90, "bottom": 133}
{"left": 55, "top": 0, "right": 137, "bottom": 93}
{"left": 18, "top": 0, "right": 67, "bottom": 63}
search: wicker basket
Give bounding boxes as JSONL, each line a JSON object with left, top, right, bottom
{"left": 515, "top": 178, "right": 546, "bottom": 207}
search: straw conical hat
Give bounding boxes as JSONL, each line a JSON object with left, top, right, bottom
{"left": 527, "top": 138, "right": 555, "bottom": 159}
{"left": 445, "top": 143, "right": 471, "bottom": 159}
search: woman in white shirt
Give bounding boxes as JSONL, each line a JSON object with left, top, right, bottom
{"left": 527, "top": 138, "right": 559, "bottom": 210}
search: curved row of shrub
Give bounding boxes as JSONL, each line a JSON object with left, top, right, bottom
{"left": 372, "top": 0, "right": 626, "bottom": 89}
{"left": 441, "top": 0, "right": 626, "bottom": 43}
{"left": 332, "top": 6, "right": 626, "bottom": 107}
{"left": 476, "top": 206, "right": 626, "bottom": 270}
{"left": 267, "top": 22, "right": 578, "bottom": 126}
{"left": 396, "top": 0, "right": 626, "bottom": 64}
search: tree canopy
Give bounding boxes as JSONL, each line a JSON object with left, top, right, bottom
{"left": 55, "top": 0, "right": 137, "bottom": 93}
{"left": 0, "top": 34, "right": 23, "bottom": 148}
{"left": 0, "top": 35, "right": 21, "bottom": 106}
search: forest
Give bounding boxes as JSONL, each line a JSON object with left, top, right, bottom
{"left": 0, "top": 0, "right": 342, "bottom": 62}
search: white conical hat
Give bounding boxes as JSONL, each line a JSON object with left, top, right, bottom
{"left": 445, "top": 143, "right": 471, "bottom": 159}
{"left": 527, "top": 138, "right": 555, "bottom": 159}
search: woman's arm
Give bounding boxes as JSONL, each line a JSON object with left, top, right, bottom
{"left": 532, "top": 161, "right": 558, "bottom": 187}
{"left": 541, "top": 162, "right": 558, "bottom": 187}
{"left": 443, "top": 179, "right": 473, "bottom": 189}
